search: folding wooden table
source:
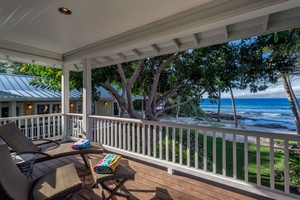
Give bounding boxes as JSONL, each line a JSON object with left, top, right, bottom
{"left": 89, "top": 158, "right": 135, "bottom": 200}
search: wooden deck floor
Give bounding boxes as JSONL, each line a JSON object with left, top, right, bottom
{"left": 32, "top": 153, "right": 271, "bottom": 200}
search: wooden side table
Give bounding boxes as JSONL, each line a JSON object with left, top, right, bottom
{"left": 89, "top": 158, "right": 135, "bottom": 200}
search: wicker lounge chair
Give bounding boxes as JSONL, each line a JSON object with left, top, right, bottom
{"left": 0, "top": 122, "right": 103, "bottom": 167}
{"left": 0, "top": 144, "right": 83, "bottom": 200}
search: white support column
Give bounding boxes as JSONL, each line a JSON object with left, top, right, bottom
{"left": 9, "top": 101, "right": 16, "bottom": 117}
{"left": 62, "top": 64, "right": 70, "bottom": 140}
{"left": 83, "top": 58, "right": 92, "bottom": 140}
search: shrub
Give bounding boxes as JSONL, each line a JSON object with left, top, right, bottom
{"left": 274, "top": 150, "right": 300, "bottom": 189}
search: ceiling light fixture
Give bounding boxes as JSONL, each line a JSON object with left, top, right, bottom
{"left": 58, "top": 7, "right": 72, "bottom": 15}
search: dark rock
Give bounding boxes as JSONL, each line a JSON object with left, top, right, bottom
{"left": 193, "top": 117, "right": 204, "bottom": 121}
{"left": 205, "top": 111, "right": 245, "bottom": 121}
{"left": 254, "top": 124, "right": 287, "bottom": 129}
{"left": 289, "top": 144, "right": 298, "bottom": 149}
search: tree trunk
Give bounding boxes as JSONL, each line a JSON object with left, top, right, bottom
{"left": 176, "top": 105, "right": 180, "bottom": 119}
{"left": 144, "top": 102, "right": 157, "bottom": 121}
{"left": 120, "top": 106, "right": 125, "bottom": 117}
{"left": 217, "top": 90, "right": 221, "bottom": 122}
{"left": 287, "top": 75, "right": 300, "bottom": 115}
{"left": 229, "top": 88, "right": 238, "bottom": 128}
{"left": 145, "top": 54, "right": 180, "bottom": 121}
{"left": 281, "top": 73, "right": 300, "bottom": 135}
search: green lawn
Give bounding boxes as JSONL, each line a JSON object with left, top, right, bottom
{"left": 159, "top": 129, "right": 292, "bottom": 192}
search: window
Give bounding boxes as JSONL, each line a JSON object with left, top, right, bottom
{"left": 114, "top": 102, "right": 119, "bottom": 115}
{"left": 16, "top": 106, "right": 20, "bottom": 116}
{"left": 76, "top": 102, "right": 95, "bottom": 114}
{"left": 77, "top": 102, "right": 82, "bottom": 113}
{"left": 37, "top": 104, "right": 50, "bottom": 114}
{"left": 52, "top": 104, "right": 60, "bottom": 113}
{"left": 1, "top": 107, "right": 8, "bottom": 118}
{"left": 1, "top": 105, "right": 21, "bottom": 117}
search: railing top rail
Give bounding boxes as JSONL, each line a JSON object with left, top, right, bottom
{"left": 66, "top": 113, "right": 83, "bottom": 117}
{"left": 0, "top": 113, "right": 63, "bottom": 121}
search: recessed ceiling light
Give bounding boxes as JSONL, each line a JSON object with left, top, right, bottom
{"left": 58, "top": 7, "right": 72, "bottom": 15}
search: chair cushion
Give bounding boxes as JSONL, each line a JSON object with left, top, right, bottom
{"left": 32, "top": 163, "right": 82, "bottom": 200}
{"left": 34, "top": 141, "right": 103, "bottom": 163}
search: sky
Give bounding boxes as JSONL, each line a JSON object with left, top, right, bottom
{"left": 222, "top": 77, "right": 300, "bottom": 98}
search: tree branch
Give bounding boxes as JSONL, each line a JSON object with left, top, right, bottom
{"left": 156, "top": 94, "right": 203, "bottom": 117}
{"left": 156, "top": 83, "right": 189, "bottom": 106}
{"left": 117, "top": 63, "right": 127, "bottom": 99}
{"left": 101, "top": 82, "right": 128, "bottom": 110}
{"left": 148, "top": 53, "right": 180, "bottom": 104}
{"left": 128, "top": 59, "right": 144, "bottom": 87}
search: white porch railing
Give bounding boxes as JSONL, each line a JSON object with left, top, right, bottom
{"left": 1, "top": 114, "right": 300, "bottom": 199}
{"left": 67, "top": 113, "right": 83, "bottom": 139}
{"left": 0, "top": 113, "right": 83, "bottom": 143}
{"left": 0, "top": 114, "right": 63, "bottom": 143}
{"left": 87, "top": 115, "right": 300, "bottom": 200}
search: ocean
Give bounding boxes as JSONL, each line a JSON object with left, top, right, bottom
{"left": 200, "top": 98, "right": 296, "bottom": 131}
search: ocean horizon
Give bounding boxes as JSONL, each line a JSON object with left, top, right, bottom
{"left": 200, "top": 98, "right": 297, "bottom": 131}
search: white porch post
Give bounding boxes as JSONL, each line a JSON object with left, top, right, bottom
{"left": 62, "top": 64, "right": 70, "bottom": 140}
{"left": 83, "top": 58, "right": 92, "bottom": 140}
{"left": 9, "top": 101, "right": 16, "bottom": 117}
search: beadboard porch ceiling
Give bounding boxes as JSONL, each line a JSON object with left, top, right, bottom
{"left": 1, "top": 0, "right": 300, "bottom": 71}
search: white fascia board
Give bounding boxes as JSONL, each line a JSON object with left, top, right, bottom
{"left": 0, "top": 39, "right": 63, "bottom": 66}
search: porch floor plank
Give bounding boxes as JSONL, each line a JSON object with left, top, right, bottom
{"left": 32, "top": 153, "right": 270, "bottom": 200}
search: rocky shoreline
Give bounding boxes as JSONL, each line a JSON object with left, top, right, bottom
{"left": 160, "top": 111, "right": 296, "bottom": 134}
{"left": 203, "top": 111, "right": 291, "bottom": 131}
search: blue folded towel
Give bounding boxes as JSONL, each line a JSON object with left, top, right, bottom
{"left": 71, "top": 139, "right": 91, "bottom": 149}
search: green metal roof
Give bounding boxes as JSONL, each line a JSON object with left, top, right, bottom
{"left": 0, "top": 73, "right": 143, "bottom": 101}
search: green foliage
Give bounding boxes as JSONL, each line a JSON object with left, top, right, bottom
{"left": 158, "top": 131, "right": 298, "bottom": 191}
{"left": 21, "top": 64, "right": 62, "bottom": 91}
{"left": 20, "top": 64, "right": 103, "bottom": 101}
{"left": 238, "top": 37, "right": 274, "bottom": 92}
{"left": 165, "top": 101, "right": 205, "bottom": 118}
{"left": 159, "top": 129, "right": 213, "bottom": 170}
{"left": 274, "top": 150, "right": 300, "bottom": 188}
{"left": 0, "top": 60, "right": 9, "bottom": 73}
{"left": 0, "top": 60, "right": 23, "bottom": 74}
{"left": 132, "top": 99, "right": 143, "bottom": 110}
{"left": 138, "top": 52, "right": 216, "bottom": 103}
{"left": 263, "top": 28, "right": 300, "bottom": 75}
{"left": 262, "top": 28, "right": 300, "bottom": 135}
